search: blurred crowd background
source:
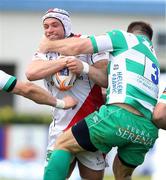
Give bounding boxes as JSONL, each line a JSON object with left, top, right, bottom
{"left": 0, "top": 0, "right": 166, "bottom": 179}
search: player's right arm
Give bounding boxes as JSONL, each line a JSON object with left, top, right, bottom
{"left": 12, "top": 81, "right": 78, "bottom": 109}
{"left": 0, "top": 70, "right": 77, "bottom": 109}
{"left": 153, "top": 88, "right": 166, "bottom": 129}
{"left": 0, "top": 69, "right": 57, "bottom": 105}
{"left": 26, "top": 53, "right": 67, "bottom": 81}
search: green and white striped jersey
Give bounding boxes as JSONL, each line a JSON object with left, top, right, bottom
{"left": 0, "top": 70, "right": 17, "bottom": 92}
{"left": 158, "top": 87, "right": 166, "bottom": 104}
{"left": 90, "top": 30, "right": 160, "bottom": 118}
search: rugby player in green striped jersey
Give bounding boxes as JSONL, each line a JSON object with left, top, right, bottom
{"left": 153, "top": 87, "right": 166, "bottom": 129}
{"left": 0, "top": 70, "right": 77, "bottom": 109}
{"left": 39, "top": 21, "right": 160, "bottom": 180}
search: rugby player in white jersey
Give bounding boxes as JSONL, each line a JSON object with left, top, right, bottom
{"left": 39, "top": 21, "right": 160, "bottom": 180}
{"left": 0, "top": 70, "right": 77, "bottom": 108}
{"left": 26, "top": 8, "right": 108, "bottom": 179}
{"left": 153, "top": 87, "right": 166, "bottom": 129}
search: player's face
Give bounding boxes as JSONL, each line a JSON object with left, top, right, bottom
{"left": 43, "top": 18, "right": 65, "bottom": 40}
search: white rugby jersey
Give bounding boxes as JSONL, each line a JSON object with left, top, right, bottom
{"left": 90, "top": 30, "right": 160, "bottom": 118}
{"left": 158, "top": 87, "right": 166, "bottom": 104}
{"left": 34, "top": 50, "right": 108, "bottom": 131}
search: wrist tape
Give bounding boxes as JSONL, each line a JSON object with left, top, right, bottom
{"left": 55, "top": 99, "right": 65, "bottom": 109}
{"left": 82, "top": 61, "right": 90, "bottom": 74}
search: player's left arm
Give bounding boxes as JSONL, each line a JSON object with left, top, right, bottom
{"left": 26, "top": 54, "right": 67, "bottom": 81}
{"left": 153, "top": 90, "right": 166, "bottom": 129}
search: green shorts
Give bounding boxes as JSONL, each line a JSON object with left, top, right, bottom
{"left": 85, "top": 105, "right": 158, "bottom": 167}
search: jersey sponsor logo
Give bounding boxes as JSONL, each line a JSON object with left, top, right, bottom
{"left": 136, "top": 75, "right": 158, "bottom": 95}
{"left": 112, "top": 71, "right": 123, "bottom": 94}
{"left": 92, "top": 115, "right": 100, "bottom": 123}
{"left": 116, "top": 125, "right": 155, "bottom": 147}
{"left": 46, "top": 150, "right": 53, "bottom": 162}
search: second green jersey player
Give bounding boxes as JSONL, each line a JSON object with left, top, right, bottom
{"left": 153, "top": 87, "right": 166, "bottom": 129}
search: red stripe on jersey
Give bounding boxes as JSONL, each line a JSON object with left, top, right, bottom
{"left": 74, "top": 34, "right": 81, "bottom": 38}
{"left": 64, "top": 84, "right": 104, "bottom": 131}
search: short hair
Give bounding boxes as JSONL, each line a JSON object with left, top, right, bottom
{"left": 127, "top": 21, "right": 153, "bottom": 40}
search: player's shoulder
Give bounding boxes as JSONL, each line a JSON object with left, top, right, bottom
{"left": 108, "top": 29, "right": 135, "bottom": 38}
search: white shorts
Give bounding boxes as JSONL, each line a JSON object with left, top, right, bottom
{"left": 46, "top": 126, "right": 107, "bottom": 170}
{"left": 75, "top": 150, "right": 106, "bottom": 170}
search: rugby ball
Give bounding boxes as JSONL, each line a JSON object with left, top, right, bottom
{"left": 52, "top": 68, "right": 76, "bottom": 91}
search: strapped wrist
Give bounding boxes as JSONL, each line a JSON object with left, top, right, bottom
{"left": 82, "top": 61, "right": 90, "bottom": 74}
{"left": 55, "top": 99, "right": 65, "bottom": 109}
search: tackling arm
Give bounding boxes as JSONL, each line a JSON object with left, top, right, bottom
{"left": 0, "top": 70, "right": 77, "bottom": 109}
{"left": 12, "top": 81, "right": 77, "bottom": 109}
{"left": 12, "top": 81, "right": 57, "bottom": 106}
{"left": 39, "top": 36, "right": 94, "bottom": 56}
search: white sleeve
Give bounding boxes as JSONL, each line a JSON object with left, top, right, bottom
{"left": 0, "top": 70, "right": 17, "bottom": 92}
{"left": 90, "top": 33, "right": 113, "bottom": 53}
{"left": 158, "top": 97, "right": 166, "bottom": 104}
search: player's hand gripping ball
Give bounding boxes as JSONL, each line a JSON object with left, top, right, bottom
{"left": 52, "top": 67, "right": 76, "bottom": 91}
